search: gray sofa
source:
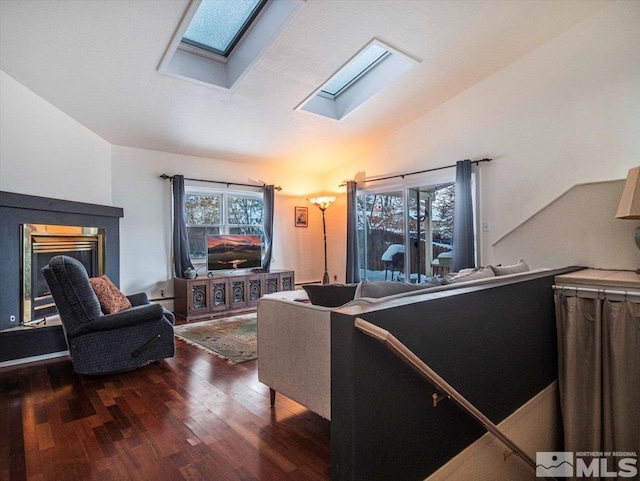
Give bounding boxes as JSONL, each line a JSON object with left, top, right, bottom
{"left": 42, "top": 255, "right": 175, "bottom": 375}
{"left": 257, "top": 264, "right": 542, "bottom": 420}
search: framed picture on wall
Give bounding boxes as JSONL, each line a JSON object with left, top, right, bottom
{"left": 295, "top": 207, "right": 308, "bottom": 227}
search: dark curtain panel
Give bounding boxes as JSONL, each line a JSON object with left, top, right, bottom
{"left": 345, "top": 181, "right": 361, "bottom": 283}
{"left": 452, "top": 159, "right": 475, "bottom": 272}
{"left": 261, "top": 185, "right": 275, "bottom": 272}
{"left": 172, "top": 175, "right": 194, "bottom": 278}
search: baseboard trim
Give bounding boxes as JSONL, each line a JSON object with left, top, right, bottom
{"left": 0, "top": 350, "right": 69, "bottom": 369}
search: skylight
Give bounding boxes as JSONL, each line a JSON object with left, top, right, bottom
{"left": 296, "top": 39, "right": 419, "bottom": 121}
{"left": 159, "top": 0, "right": 302, "bottom": 90}
{"left": 182, "top": 0, "right": 268, "bottom": 57}
{"left": 320, "top": 44, "right": 389, "bottom": 97}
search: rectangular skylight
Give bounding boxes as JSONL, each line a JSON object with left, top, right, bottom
{"left": 320, "top": 44, "right": 389, "bottom": 97}
{"left": 160, "top": 0, "right": 302, "bottom": 90}
{"left": 182, "top": 0, "right": 268, "bottom": 57}
{"left": 296, "top": 39, "right": 418, "bottom": 120}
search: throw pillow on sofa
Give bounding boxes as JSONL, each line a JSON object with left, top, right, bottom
{"left": 302, "top": 284, "right": 358, "bottom": 307}
{"left": 490, "top": 259, "right": 529, "bottom": 276}
{"left": 446, "top": 266, "right": 495, "bottom": 283}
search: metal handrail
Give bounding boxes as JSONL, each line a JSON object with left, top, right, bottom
{"left": 354, "top": 317, "right": 557, "bottom": 481}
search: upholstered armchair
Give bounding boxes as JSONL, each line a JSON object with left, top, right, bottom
{"left": 42, "top": 255, "right": 175, "bottom": 375}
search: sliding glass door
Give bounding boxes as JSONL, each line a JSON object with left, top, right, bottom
{"left": 357, "top": 183, "right": 457, "bottom": 282}
{"left": 357, "top": 191, "right": 405, "bottom": 281}
{"left": 407, "top": 187, "right": 429, "bottom": 283}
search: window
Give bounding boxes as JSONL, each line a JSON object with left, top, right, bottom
{"left": 296, "top": 39, "right": 418, "bottom": 120}
{"left": 159, "top": 0, "right": 302, "bottom": 90}
{"left": 185, "top": 189, "right": 263, "bottom": 261}
{"left": 357, "top": 182, "right": 466, "bottom": 283}
{"left": 319, "top": 44, "right": 389, "bottom": 98}
{"left": 358, "top": 190, "right": 406, "bottom": 281}
{"left": 182, "top": 0, "right": 268, "bottom": 58}
{"left": 226, "top": 195, "right": 264, "bottom": 234}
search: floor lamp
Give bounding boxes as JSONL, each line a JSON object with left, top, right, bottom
{"left": 309, "top": 196, "right": 337, "bottom": 284}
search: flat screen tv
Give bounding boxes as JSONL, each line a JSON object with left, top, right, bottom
{"left": 207, "top": 234, "right": 262, "bottom": 271}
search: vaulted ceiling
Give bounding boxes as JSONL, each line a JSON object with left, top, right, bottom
{"left": 0, "top": 0, "right": 612, "bottom": 173}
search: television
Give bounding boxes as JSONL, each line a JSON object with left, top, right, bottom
{"left": 207, "top": 234, "right": 262, "bottom": 271}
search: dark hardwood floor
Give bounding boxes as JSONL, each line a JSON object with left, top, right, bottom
{"left": 0, "top": 337, "right": 330, "bottom": 481}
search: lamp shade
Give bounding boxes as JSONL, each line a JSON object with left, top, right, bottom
{"left": 309, "top": 196, "right": 337, "bottom": 211}
{"left": 616, "top": 166, "right": 640, "bottom": 219}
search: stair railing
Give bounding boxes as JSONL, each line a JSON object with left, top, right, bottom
{"left": 354, "top": 317, "right": 557, "bottom": 481}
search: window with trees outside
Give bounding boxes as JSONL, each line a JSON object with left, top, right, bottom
{"left": 185, "top": 188, "right": 264, "bottom": 264}
{"left": 357, "top": 183, "right": 460, "bottom": 283}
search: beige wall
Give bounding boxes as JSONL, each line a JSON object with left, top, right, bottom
{"left": 324, "top": 1, "right": 640, "bottom": 277}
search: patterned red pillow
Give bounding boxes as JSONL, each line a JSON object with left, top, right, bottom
{"left": 89, "top": 275, "right": 132, "bottom": 314}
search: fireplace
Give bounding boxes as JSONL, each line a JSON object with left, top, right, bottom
{"left": 1, "top": 191, "right": 122, "bottom": 361}
{"left": 22, "top": 224, "right": 105, "bottom": 325}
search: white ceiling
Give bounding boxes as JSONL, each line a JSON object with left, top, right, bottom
{"left": 0, "top": 0, "right": 612, "bottom": 174}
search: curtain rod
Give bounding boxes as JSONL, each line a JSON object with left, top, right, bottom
{"left": 160, "top": 174, "right": 282, "bottom": 191}
{"left": 553, "top": 285, "right": 640, "bottom": 298}
{"left": 339, "top": 158, "right": 492, "bottom": 187}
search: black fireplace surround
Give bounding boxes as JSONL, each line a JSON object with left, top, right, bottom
{"left": 0, "top": 191, "right": 123, "bottom": 362}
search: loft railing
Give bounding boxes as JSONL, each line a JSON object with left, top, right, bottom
{"left": 354, "top": 317, "right": 558, "bottom": 481}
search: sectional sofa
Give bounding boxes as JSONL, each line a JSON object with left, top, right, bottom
{"left": 257, "top": 261, "right": 537, "bottom": 420}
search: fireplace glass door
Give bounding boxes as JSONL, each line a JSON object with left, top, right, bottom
{"left": 22, "top": 224, "right": 105, "bottom": 324}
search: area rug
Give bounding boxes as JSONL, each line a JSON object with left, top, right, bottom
{"left": 173, "top": 313, "right": 257, "bottom": 364}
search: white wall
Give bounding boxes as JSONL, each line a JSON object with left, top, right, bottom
{"left": 111, "top": 145, "right": 324, "bottom": 304}
{"left": 324, "top": 1, "right": 640, "bottom": 273}
{"left": 0, "top": 67, "right": 328, "bottom": 302}
{"left": 4, "top": 0, "right": 638, "bottom": 293}
{"left": 494, "top": 180, "right": 638, "bottom": 271}
{"left": 0, "top": 70, "right": 112, "bottom": 205}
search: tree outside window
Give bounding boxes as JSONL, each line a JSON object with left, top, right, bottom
{"left": 227, "top": 196, "right": 263, "bottom": 235}
{"left": 431, "top": 184, "right": 454, "bottom": 244}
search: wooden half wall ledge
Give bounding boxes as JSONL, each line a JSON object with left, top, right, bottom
{"left": 329, "top": 266, "right": 581, "bottom": 481}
